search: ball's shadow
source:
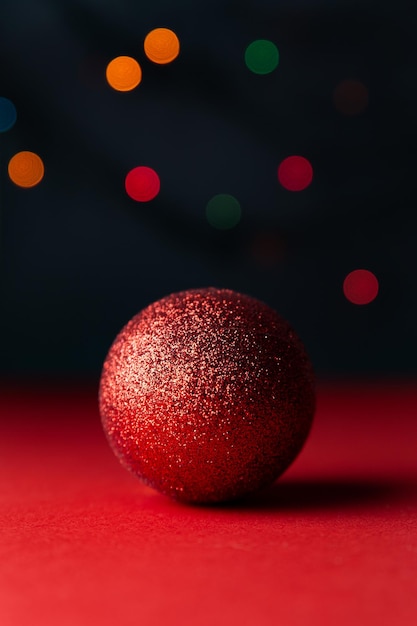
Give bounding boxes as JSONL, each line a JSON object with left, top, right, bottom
{"left": 213, "top": 478, "right": 411, "bottom": 512}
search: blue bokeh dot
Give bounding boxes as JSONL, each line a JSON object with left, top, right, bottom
{"left": 0, "top": 97, "right": 17, "bottom": 132}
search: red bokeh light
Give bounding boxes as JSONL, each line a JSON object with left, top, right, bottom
{"left": 278, "top": 156, "right": 313, "bottom": 192}
{"left": 125, "top": 166, "right": 160, "bottom": 202}
{"left": 333, "top": 79, "right": 369, "bottom": 116}
{"left": 343, "top": 269, "right": 379, "bottom": 305}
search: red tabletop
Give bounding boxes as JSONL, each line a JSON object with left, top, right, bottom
{"left": 1, "top": 381, "right": 416, "bottom": 626}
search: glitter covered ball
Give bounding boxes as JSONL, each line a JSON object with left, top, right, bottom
{"left": 99, "top": 288, "right": 315, "bottom": 503}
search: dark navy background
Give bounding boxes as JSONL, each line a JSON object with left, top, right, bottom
{"left": 0, "top": 0, "right": 416, "bottom": 377}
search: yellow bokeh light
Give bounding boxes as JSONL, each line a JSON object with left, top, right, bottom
{"left": 106, "top": 56, "right": 142, "bottom": 91}
{"left": 8, "top": 151, "right": 44, "bottom": 188}
{"left": 144, "top": 28, "right": 180, "bottom": 64}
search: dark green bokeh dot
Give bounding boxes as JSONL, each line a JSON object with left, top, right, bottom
{"left": 206, "top": 194, "right": 242, "bottom": 230}
{"left": 245, "top": 40, "right": 279, "bottom": 75}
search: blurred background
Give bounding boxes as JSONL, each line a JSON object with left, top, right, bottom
{"left": 0, "top": 0, "right": 416, "bottom": 380}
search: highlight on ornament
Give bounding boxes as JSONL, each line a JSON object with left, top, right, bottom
{"left": 144, "top": 28, "right": 180, "bottom": 64}
{"left": 8, "top": 151, "right": 44, "bottom": 188}
{"left": 106, "top": 56, "right": 142, "bottom": 91}
{"left": 99, "top": 287, "right": 315, "bottom": 504}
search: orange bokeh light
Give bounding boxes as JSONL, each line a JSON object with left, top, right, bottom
{"left": 8, "top": 151, "right": 44, "bottom": 188}
{"left": 106, "top": 56, "right": 142, "bottom": 91}
{"left": 144, "top": 28, "right": 180, "bottom": 64}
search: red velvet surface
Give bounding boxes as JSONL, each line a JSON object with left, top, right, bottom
{"left": 1, "top": 382, "right": 416, "bottom": 626}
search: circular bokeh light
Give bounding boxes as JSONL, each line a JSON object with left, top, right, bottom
{"left": 125, "top": 166, "right": 160, "bottom": 202}
{"left": 8, "top": 151, "right": 44, "bottom": 188}
{"left": 106, "top": 56, "right": 142, "bottom": 91}
{"left": 206, "top": 194, "right": 241, "bottom": 230}
{"left": 278, "top": 156, "right": 313, "bottom": 192}
{"left": 244, "top": 40, "right": 279, "bottom": 75}
{"left": 144, "top": 28, "right": 180, "bottom": 64}
{"left": 0, "top": 97, "right": 17, "bottom": 132}
{"left": 251, "top": 232, "right": 285, "bottom": 267}
{"left": 343, "top": 269, "right": 379, "bottom": 305}
{"left": 333, "top": 79, "right": 369, "bottom": 116}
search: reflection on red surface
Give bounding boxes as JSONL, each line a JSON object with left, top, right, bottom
{"left": 0, "top": 381, "right": 416, "bottom": 626}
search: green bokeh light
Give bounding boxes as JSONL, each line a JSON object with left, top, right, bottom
{"left": 244, "top": 40, "right": 279, "bottom": 75}
{"left": 206, "top": 194, "right": 241, "bottom": 230}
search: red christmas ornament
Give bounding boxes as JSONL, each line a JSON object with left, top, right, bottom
{"left": 99, "top": 288, "right": 315, "bottom": 503}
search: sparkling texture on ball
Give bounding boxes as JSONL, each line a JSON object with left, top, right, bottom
{"left": 99, "top": 288, "right": 315, "bottom": 503}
